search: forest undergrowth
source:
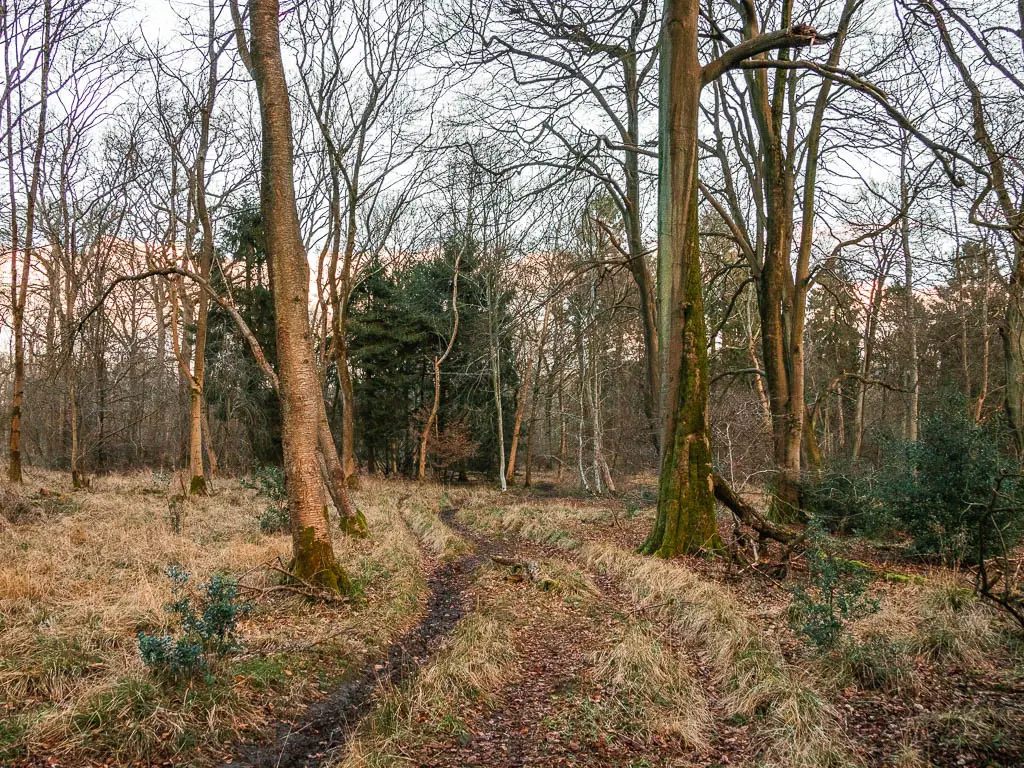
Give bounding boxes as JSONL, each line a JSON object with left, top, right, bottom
{"left": 0, "top": 471, "right": 1021, "bottom": 767}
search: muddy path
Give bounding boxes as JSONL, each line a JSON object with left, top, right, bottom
{"left": 439, "top": 504, "right": 760, "bottom": 768}
{"left": 222, "top": 509, "right": 484, "bottom": 768}
{"left": 419, "top": 506, "right": 705, "bottom": 767}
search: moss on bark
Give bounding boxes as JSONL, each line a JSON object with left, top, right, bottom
{"left": 189, "top": 475, "right": 207, "bottom": 496}
{"left": 292, "top": 518, "right": 354, "bottom": 595}
{"left": 339, "top": 507, "right": 369, "bottom": 538}
{"left": 643, "top": 144, "right": 721, "bottom": 558}
{"left": 766, "top": 475, "right": 806, "bottom": 524}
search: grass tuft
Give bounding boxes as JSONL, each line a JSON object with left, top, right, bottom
{"left": 910, "top": 581, "right": 996, "bottom": 666}
{"left": 579, "top": 542, "right": 856, "bottom": 768}
{"left": 591, "top": 622, "right": 710, "bottom": 749}
{"left": 819, "top": 634, "right": 918, "bottom": 694}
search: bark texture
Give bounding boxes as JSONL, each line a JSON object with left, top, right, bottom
{"left": 247, "top": 0, "right": 350, "bottom": 593}
{"left": 641, "top": 0, "right": 721, "bottom": 558}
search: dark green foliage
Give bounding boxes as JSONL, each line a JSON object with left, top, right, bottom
{"left": 243, "top": 464, "right": 289, "bottom": 534}
{"left": 207, "top": 206, "right": 282, "bottom": 467}
{"left": 804, "top": 402, "right": 1024, "bottom": 565}
{"left": 803, "top": 461, "right": 893, "bottom": 538}
{"left": 257, "top": 505, "right": 289, "bottom": 535}
{"left": 875, "top": 405, "right": 1023, "bottom": 564}
{"left": 205, "top": 208, "right": 516, "bottom": 478}
{"left": 346, "top": 242, "right": 514, "bottom": 476}
{"left": 137, "top": 567, "right": 251, "bottom": 682}
{"left": 243, "top": 464, "right": 286, "bottom": 501}
{"left": 790, "top": 531, "right": 879, "bottom": 649}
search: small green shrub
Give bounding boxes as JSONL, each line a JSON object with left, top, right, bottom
{"left": 245, "top": 465, "right": 289, "bottom": 534}
{"left": 877, "top": 404, "right": 1023, "bottom": 564}
{"left": 244, "top": 464, "right": 287, "bottom": 501}
{"left": 137, "top": 566, "right": 251, "bottom": 682}
{"left": 803, "top": 462, "right": 893, "bottom": 537}
{"left": 804, "top": 402, "right": 1024, "bottom": 566}
{"left": 790, "top": 532, "right": 880, "bottom": 649}
{"left": 258, "top": 504, "right": 290, "bottom": 534}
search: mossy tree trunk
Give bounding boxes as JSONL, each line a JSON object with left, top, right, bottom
{"left": 318, "top": 398, "right": 367, "bottom": 537}
{"left": 245, "top": 0, "right": 351, "bottom": 593}
{"left": 641, "top": 0, "right": 721, "bottom": 557}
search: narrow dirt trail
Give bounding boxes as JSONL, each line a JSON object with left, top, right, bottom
{"left": 222, "top": 526, "right": 482, "bottom": 767}
{"left": 413, "top": 507, "right": 698, "bottom": 768}
{"left": 442, "top": 504, "right": 759, "bottom": 767}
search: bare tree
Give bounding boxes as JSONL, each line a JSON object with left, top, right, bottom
{"left": 234, "top": 0, "right": 351, "bottom": 592}
{"left": 294, "top": 0, "right": 429, "bottom": 488}
{"left": 902, "top": 0, "right": 1024, "bottom": 451}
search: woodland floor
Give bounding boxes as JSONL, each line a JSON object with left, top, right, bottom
{"left": 0, "top": 470, "right": 1023, "bottom": 767}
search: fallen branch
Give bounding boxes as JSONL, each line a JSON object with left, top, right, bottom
{"left": 712, "top": 472, "right": 801, "bottom": 546}
{"left": 491, "top": 555, "right": 542, "bottom": 584}
{"left": 238, "top": 559, "right": 352, "bottom": 605}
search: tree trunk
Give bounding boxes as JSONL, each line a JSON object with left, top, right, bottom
{"left": 802, "top": 412, "right": 822, "bottom": 472}
{"left": 418, "top": 251, "right": 461, "bottom": 482}
{"left": 317, "top": 398, "right": 367, "bottom": 537}
{"left": 486, "top": 280, "right": 507, "bottom": 491}
{"left": 523, "top": 303, "right": 551, "bottom": 487}
{"left": 247, "top": 0, "right": 350, "bottom": 593}
{"left": 853, "top": 269, "right": 888, "bottom": 458}
{"left": 901, "top": 135, "right": 919, "bottom": 441}
{"left": 8, "top": 0, "right": 51, "bottom": 483}
{"left": 187, "top": 280, "right": 209, "bottom": 494}
{"left": 336, "top": 336, "right": 358, "bottom": 485}
{"left": 504, "top": 354, "right": 533, "bottom": 486}
{"left": 188, "top": 387, "right": 206, "bottom": 494}
{"left": 641, "top": 0, "right": 720, "bottom": 557}
{"left": 69, "top": 379, "right": 86, "bottom": 490}
{"left": 957, "top": 251, "right": 971, "bottom": 403}
{"left": 975, "top": 249, "right": 991, "bottom": 421}
{"left": 757, "top": 194, "right": 803, "bottom": 520}
{"left": 201, "top": 396, "right": 219, "bottom": 479}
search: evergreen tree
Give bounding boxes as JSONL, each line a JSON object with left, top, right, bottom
{"left": 206, "top": 207, "right": 282, "bottom": 466}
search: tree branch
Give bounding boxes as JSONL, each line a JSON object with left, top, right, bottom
{"left": 712, "top": 472, "right": 800, "bottom": 545}
{"left": 701, "top": 25, "right": 831, "bottom": 88}
{"left": 74, "top": 267, "right": 279, "bottom": 392}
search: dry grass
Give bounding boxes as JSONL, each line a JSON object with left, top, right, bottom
{"left": 578, "top": 542, "right": 855, "bottom": 767}
{"left": 532, "top": 558, "right": 600, "bottom": 602}
{"left": 913, "top": 704, "right": 1018, "bottom": 752}
{"left": 850, "top": 575, "right": 1000, "bottom": 672}
{"left": 400, "top": 494, "right": 472, "bottom": 560}
{"left": 0, "top": 470, "right": 426, "bottom": 765}
{"left": 591, "top": 621, "right": 711, "bottom": 750}
{"left": 455, "top": 502, "right": 583, "bottom": 551}
{"left": 336, "top": 568, "right": 519, "bottom": 768}
{"left": 909, "top": 581, "right": 997, "bottom": 666}
{"left": 817, "top": 634, "right": 919, "bottom": 694}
